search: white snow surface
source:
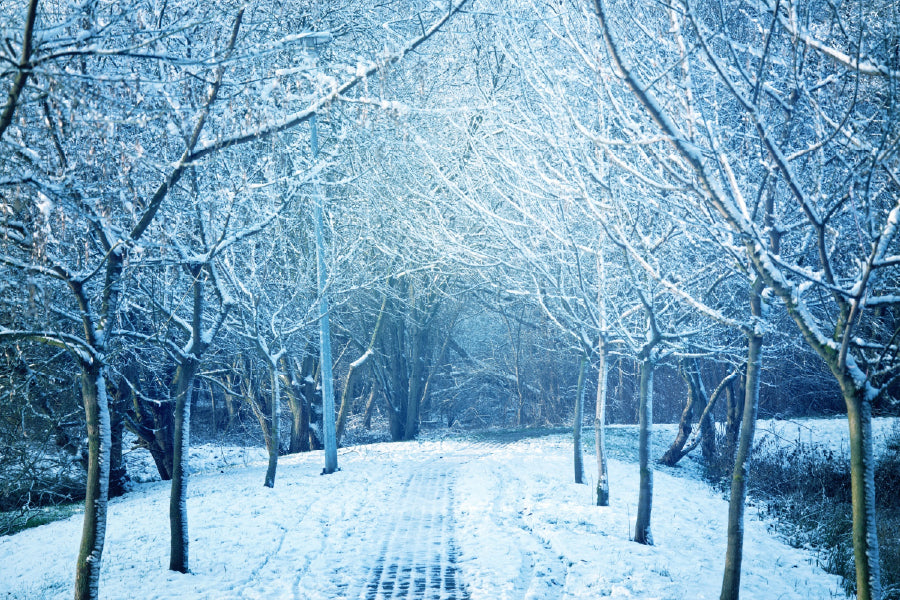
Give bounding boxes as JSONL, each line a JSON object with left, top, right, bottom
{"left": 755, "top": 416, "right": 899, "bottom": 455}
{"left": 1, "top": 431, "right": 846, "bottom": 599}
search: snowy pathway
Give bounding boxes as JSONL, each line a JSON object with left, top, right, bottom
{"left": 357, "top": 461, "right": 468, "bottom": 600}
{"left": 292, "top": 456, "right": 470, "bottom": 600}
{"left": 235, "top": 451, "right": 474, "bottom": 600}
{"left": 0, "top": 434, "right": 845, "bottom": 600}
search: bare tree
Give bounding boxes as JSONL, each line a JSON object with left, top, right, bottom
{"left": 1, "top": 0, "right": 473, "bottom": 596}
{"left": 591, "top": 0, "right": 900, "bottom": 595}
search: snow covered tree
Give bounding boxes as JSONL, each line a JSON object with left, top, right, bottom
{"left": 2, "top": 0, "right": 472, "bottom": 595}
{"left": 221, "top": 195, "right": 315, "bottom": 487}
{"left": 591, "top": 0, "right": 900, "bottom": 596}
{"left": 1, "top": 0, "right": 246, "bottom": 591}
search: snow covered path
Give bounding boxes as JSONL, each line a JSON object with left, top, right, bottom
{"left": 0, "top": 433, "right": 844, "bottom": 599}
{"left": 354, "top": 459, "right": 468, "bottom": 600}
{"left": 300, "top": 454, "right": 470, "bottom": 600}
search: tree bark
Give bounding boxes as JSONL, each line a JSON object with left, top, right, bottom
{"left": 281, "top": 361, "right": 310, "bottom": 453}
{"left": 152, "top": 407, "right": 175, "bottom": 480}
{"left": 336, "top": 296, "right": 386, "bottom": 445}
{"left": 403, "top": 318, "right": 426, "bottom": 441}
{"left": 659, "top": 361, "right": 699, "bottom": 467}
{"left": 595, "top": 347, "right": 610, "bottom": 506}
{"left": 73, "top": 363, "right": 111, "bottom": 600}
{"left": 109, "top": 375, "right": 130, "bottom": 497}
{"left": 223, "top": 386, "right": 236, "bottom": 430}
{"left": 844, "top": 385, "right": 882, "bottom": 600}
{"left": 573, "top": 356, "right": 587, "bottom": 484}
{"left": 335, "top": 350, "right": 369, "bottom": 445}
{"left": 362, "top": 386, "right": 377, "bottom": 430}
{"left": 299, "top": 355, "right": 323, "bottom": 450}
{"left": 633, "top": 358, "right": 654, "bottom": 545}
{"left": 264, "top": 364, "right": 281, "bottom": 487}
{"left": 723, "top": 375, "right": 743, "bottom": 464}
{"left": 661, "top": 363, "right": 735, "bottom": 468}
{"left": 720, "top": 286, "right": 764, "bottom": 600}
{"left": 168, "top": 358, "right": 198, "bottom": 573}
{"left": 289, "top": 391, "right": 309, "bottom": 453}
{"left": 699, "top": 374, "right": 717, "bottom": 464}
{"left": 71, "top": 249, "right": 120, "bottom": 600}
{"left": 380, "top": 307, "right": 409, "bottom": 442}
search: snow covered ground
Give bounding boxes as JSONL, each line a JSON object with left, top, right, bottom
{"left": 0, "top": 425, "right": 850, "bottom": 600}
{"left": 754, "top": 416, "right": 899, "bottom": 455}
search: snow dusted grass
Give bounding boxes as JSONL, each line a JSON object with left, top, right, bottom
{"left": 123, "top": 438, "right": 271, "bottom": 484}
{"left": 744, "top": 417, "right": 900, "bottom": 598}
{"left": 0, "top": 501, "right": 82, "bottom": 537}
{"left": 0, "top": 426, "right": 847, "bottom": 600}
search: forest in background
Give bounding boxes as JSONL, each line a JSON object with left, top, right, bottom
{"left": 2, "top": 0, "right": 899, "bottom": 599}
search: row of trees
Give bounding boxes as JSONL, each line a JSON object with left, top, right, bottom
{"left": 2, "top": 0, "right": 898, "bottom": 599}
{"left": 0, "top": 0, "right": 478, "bottom": 597}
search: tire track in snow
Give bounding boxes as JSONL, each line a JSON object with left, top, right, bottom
{"left": 361, "top": 463, "right": 469, "bottom": 600}
{"left": 297, "top": 455, "right": 471, "bottom": 599}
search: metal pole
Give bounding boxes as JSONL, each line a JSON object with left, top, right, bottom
{"left": 303, "top": 33, "right": 338, "bottom": 473}
{"left": 311, "top": 115, "right": 337, "bottom": 473}
{"left": 311, "top": 114, "right": 337, "bottom": 474}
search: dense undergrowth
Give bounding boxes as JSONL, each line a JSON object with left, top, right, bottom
{"left": 712, "top": 424, "right": 900, "bottom": 599}
{"left": 0, "top": 502, "right": 82, "bottom": 537}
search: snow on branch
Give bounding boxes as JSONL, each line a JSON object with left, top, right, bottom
{"left": 186, "top": 1, "right": 471, "bottom": 163}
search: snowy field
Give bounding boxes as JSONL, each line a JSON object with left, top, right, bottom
{"left": 0, "top": 424, "right": 856, "bottom": 600}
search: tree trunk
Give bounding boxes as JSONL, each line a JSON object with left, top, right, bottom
{"left": 335, "top": 353, "right": 365, "bottom": 445}
{"left": 336, "top": 295, "right": 385, "bottom": 445}
{"left": 223, "top": 389, "right": 236, "bottom": 430}
{"left": 699, "top": 385, "right": 717, "bottom": 464}
{"left": 633, "top": 358, "right": 654, "bottom": 545}
{"left": 720, "top": 319, "right": 763, "bottom": 600}
{"left": 723, "top": 373, "right": 744, "bottom": 465}
{"left": 573, "top": 356, "right": 587, "bottom": 484}
{"left": 502, "top": 313, "right": 526, "bottom": 427}
{"left": 290, "top": 395, "right": 309, "bottom": 453}
{"left": 595, "top": 348, "right": 610, "bottom": 506}
{"left": 264, "top": 365, "right": 280, "bottom": 487}
{"left": 661, "top": 361, "right": 731, "bottom": 468}
{"left": 128, "top": 393, "right": 174, "bottom": 480}
{"left": 844, "top": 385, "right": 882, "bottom": 600}
{"left": 74, "top": 363, "right": 111, "bottom": 600}
{"left": 660, "top": 361, "right": 699, "bottom": 467}
{"left": 403, "top": 324, "right": 426, "bottom": 441}
{"left": 211, "top": 387, "right": 220, "bottom": 436}
{"left": 109, "top": 375, "right": 129, "bottom": 497}
{"left": 299, "top": 354, "right": 321, "bottom": 450}
{"left": 692, "top": 367, "right": 717, "bottom": 463}
{"left": 362, "top": 386, "right": 377, "bottom": 430}
{"left": 223, "top": 368, "right": 239, "bottom": 431}
{"left": 281, "top": 363, "right": 309, "bottom": 454}
{"left": 382, "top": 322, "right": 408, "bottom": 442}
{"left": 169, "top": 357, "right": 198, "bottom": 573}
{"left": 387, "top": 396, "right": 405, "bottom": 442}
